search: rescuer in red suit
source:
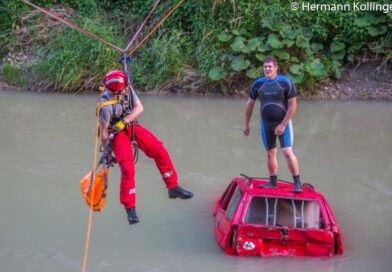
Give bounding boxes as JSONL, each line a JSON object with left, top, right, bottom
{"left": 99, "top": 70, "right": 193, "bottom": 225}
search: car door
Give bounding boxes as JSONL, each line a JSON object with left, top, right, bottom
{"left": 215, "top": 187, "right": 243, "bottom": 251}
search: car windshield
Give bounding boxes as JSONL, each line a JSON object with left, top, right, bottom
{"left": 244, "top": 197, "right": 324, "bottom": 229}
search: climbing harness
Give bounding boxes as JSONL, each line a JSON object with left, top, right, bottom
{"left": 96, "top": 98, "right": 119, "bottom": 115}
{"left": 97, "top": 86, "right": 140, "bottom": 164}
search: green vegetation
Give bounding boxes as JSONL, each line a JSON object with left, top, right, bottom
{"left": 1, "top": 63, "right": 27, "bottom": 86}
{"left": 0, "top": 0, "right": 391, "bottom": 94}
{"left": 1, "top": 64, "right": 19, "bottom": 82}
{"left": 32, "top": 16, "right": 122, "bottom": 91}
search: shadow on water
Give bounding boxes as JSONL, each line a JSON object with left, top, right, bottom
{"left": 0, "top": 90, "right": 391, "bottom": 271}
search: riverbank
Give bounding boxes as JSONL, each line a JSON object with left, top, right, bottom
{"left": 315, "top": 61, "right": 392, "bottom": 100}
{"left": 146, "top": 59, "right": 392, "bottom": 100}
{"left": 1, "top": 61, "right": 391, "bottom": 100}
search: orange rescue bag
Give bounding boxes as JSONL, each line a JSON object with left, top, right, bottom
{"left": 80, "top": 167, "right": 108, "bottom": 212}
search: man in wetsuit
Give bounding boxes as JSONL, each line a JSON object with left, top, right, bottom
{"left": 242, "top": 56, "right": 302, "bottom": 192}
{"left": 99, "top": 70, "right": 193, "bottom": 225}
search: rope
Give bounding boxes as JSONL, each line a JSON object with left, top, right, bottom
{"left": 21, "top": 0, "right": 186, "bottom": 57}
{"left": 133, "top": 141, "right": 139, "bottom": 164}
{"left": 127, "top": 0, "right": 185, "bottom": 56}
{"left": 124, "top": 0, "right": 162, "bottom": 52}
{"left": 81, "top": 100, "right": 102, "bottom": 272}
{"left": 21, "top": 0, "right": 124, "bottom": 53}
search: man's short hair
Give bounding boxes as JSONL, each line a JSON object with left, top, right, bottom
{"left": 263, "top": 56, "right": 278, "bottom": 66}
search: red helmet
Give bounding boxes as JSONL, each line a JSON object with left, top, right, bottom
{"left": 103, "top": 70, "right": 127, "bottom": 93}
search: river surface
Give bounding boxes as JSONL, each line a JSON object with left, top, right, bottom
{"left": 0, "top": 90, "right": 391, "bottom": 272}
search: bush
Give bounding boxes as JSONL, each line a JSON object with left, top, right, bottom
{"left": 131, "top": 29, "right": 193, "bottom": 89}
{"left": 206, "top": 0, "right": 392, "bottom": 94}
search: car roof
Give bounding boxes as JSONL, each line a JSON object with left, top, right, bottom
{"left": 233, "top": 177, "right": 325, "bottom": 201}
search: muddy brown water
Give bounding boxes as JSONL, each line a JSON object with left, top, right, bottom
{"left": 0, "top": 90, "right": 391, "bottom": 272}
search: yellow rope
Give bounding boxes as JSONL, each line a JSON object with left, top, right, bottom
{"left": 82, "top": 103, "right": 101, "bottom": 272}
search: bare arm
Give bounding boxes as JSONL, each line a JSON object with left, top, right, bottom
{"left": 274, "top": 97, "right": 297, "bottom": 135}
{"left": 100, "top": 121, "right": 110, "bottom": 150}
{"left": 100, "top": 122, "right": 109, "bottom": 149}
{"left": 123, "top": 99, "right": 144, "bottom": 124}
{"left": 243, "top": 98, "right": 255, "bottom": 136}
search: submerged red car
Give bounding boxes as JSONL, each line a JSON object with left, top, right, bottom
{"left": 214, "top": 175, "right": 344, "bottom": 257}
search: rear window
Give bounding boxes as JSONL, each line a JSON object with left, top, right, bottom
{"left": 244, "top": 197, "right": 323, "bottom": 229}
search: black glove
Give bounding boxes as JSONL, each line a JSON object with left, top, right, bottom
{"left": 101, "top": 145, "right": 115, "bottom": 167}
{"left": 103, "top": 151, "right": 114, "bottom": 167}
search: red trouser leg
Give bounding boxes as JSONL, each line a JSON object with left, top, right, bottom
{"left": 134, "top": 124, "right": 179, "bottom": 189}
{"left": 111, "top": 131, "right": 136, "bottom": 209}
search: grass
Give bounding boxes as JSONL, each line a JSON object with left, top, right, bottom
{"left": 1, "top": 63, "right": 27, "bottom": 86}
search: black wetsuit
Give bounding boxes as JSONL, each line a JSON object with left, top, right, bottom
{"left": 249, "top": 75, "right": 297, "bottom": 150}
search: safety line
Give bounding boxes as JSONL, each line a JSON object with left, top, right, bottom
{"left": 127, "top": 0, "right": 185, "bottom": 56}
{"left": 21, "top": 0, "right": 124, "bottom": 53}
{"left": 81, "top": 101, "right": 101, "bottom": 272}
{"left": 124, "top": 0, "right": 162, "bottom": 52}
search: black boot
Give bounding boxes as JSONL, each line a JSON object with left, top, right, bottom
{"left": 126, "top": 208, "right": 140, "bottom": 225}
{"left": 261, "top": 176, "right": 277, "bottom": 188}
{"left": 168, "top": 186, "right": 193, "bottom": 199}
{"left": 293, "top": 175, "right": 302, "bottom": 193}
